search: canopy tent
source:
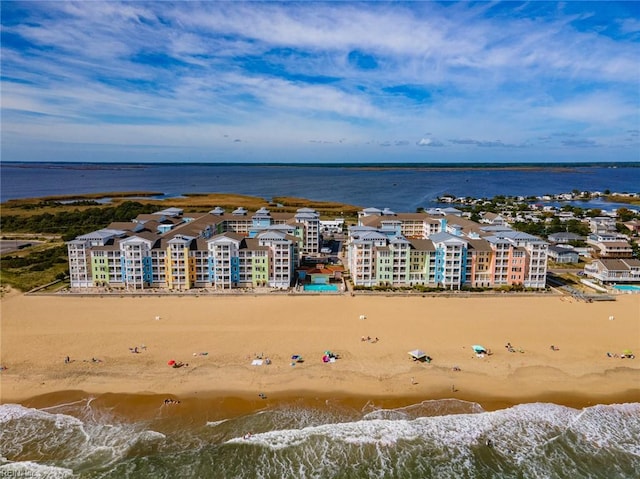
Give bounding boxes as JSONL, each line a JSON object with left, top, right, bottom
{"left": 408, "top": 349, "right": 427, "bottom": 361}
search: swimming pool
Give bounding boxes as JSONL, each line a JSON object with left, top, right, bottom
{"left": 303, "top": 284, "right": 340, "bottom": 292}
{"left": 613, "top": 284, "right": 640, "bottom": 292}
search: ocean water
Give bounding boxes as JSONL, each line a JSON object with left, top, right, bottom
{"left": 1, "top": 399, "right": 639, "bottom": 478}
{"left": 1, "top": 162, "right": 639, "bottom": 212}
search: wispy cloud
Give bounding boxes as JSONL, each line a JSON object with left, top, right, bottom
{"left": 1, "top": 1, "right": 638, "bottom": 162}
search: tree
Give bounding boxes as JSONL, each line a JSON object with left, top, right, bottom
{"left": 566, "top": 219, "right": 590, "bottom": 236}
{"left": 617, "top": 207, "right": 636, "bottom": 223}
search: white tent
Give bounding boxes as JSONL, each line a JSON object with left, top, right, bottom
{"left": 408, "top": 349, "right": 427, "bottom": 361}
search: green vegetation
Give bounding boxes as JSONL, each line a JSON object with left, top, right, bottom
{"left": 607, "top": 194, "right": 640, "bottom": 206}
{"left": 10, "top": 199, "right": 101, "bottom": 210}
{"left": 511, "top": 218, "right": 591, "bottom": 238}
{"left": 0, "top": 200, "right": 161, "bottom": 291}
{"left": 0, "top": 243, "right": 69, "bottom": 291}
{"left": 1, "top": 201, "right": 159, "bottom": 241}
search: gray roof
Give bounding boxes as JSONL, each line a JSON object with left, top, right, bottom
{"left": 208, "top": 232, "right": 245, "bottom": 243}
{"left": 389, "top": 235, "right": 411, "bottom": 245}
{"left": 597, "top": 258, "right": 640, "bottom": 271}
{"left": 549, "top": 245, "right": 578, "bottom": 254}
{"left": 484, "top": 235, "right": 510, "bottom": 245}
{"left": 548, "top": 232, "right": 583, "bottom": 240}
{"left": 167, "top": 235, "right": 195, "bottom": 244}
{"left": 265, "top": 224, "right": 297, "bottom": 233}
{"left": 497, "top": 230, "right": 546, "bottom": 242}
{"left": 154, "top": 207, "right": 183, "bottom": 217}
{"left": 429, "top": 232, "right": 468, "bottom": 244}
{"left": 441, "top": 207, "right": 462, "bottom": 215}
{"left": 480, "top": 225, "right": 513, "bottom": 233}
{"left": 351, "top": 231, "right": 388, "bottom": 244}
{"left": 77, "top": 228, "right": 126, "bottom": 240}
{"left": 362, "top": 207, "right": 382, "bottom": 214}
{"left": 257, "top": 230, "right": 290, "bottom": 241}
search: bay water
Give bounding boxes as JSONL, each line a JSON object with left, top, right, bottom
{"left": 2, "top": 162, "right": 639, "bottom": 211}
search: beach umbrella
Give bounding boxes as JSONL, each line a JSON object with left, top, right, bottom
{"left": 622, "top": 349, "right": 633, "bottom": 356}
{"left": 167, "top": 359, "right": 176, "bottom": 366}
{"left": 472, "top": 345, "right": 487, "bottom": 354}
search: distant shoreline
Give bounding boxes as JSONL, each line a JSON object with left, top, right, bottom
{"left": 2, "top": 160, "right": 639, "bottom": 171}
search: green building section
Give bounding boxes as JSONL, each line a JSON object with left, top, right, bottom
{"left": 251, "top": 255, "right": 268, "bottom": 287}
{"left": 91, "top": 255, "right": 109, "bottom": 286}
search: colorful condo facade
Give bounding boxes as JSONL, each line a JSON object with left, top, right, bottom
{"left": 68, "top": 207, "right": 320, "bottom": 290}
{"left": 68, "top": 205, "right": 549, "bottom": 291}
{"left": 348, "top": 208, "right": 548, "bottom": 289}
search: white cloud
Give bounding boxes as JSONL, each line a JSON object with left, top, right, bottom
{"left": 2, "top": 1, "right": 639, "bottom": 162}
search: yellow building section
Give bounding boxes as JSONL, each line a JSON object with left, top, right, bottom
{"left": 165, "top": 247, "right": 173, "bottom": 289}
{"left": 187, "top": 254, "right": 196, "bottom": 289}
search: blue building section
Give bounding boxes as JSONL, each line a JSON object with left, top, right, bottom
{"left": 142, "top": 256, "right": 153, "bottom": 283}
{"left": 231, "top": 256, "right": 240, "bottom": 283}
{"left": 252, "top": 217, "right": 271, "bottom": 228}
{"left": 434, "top": 247, "right": 445, "bottom": 284}
{"left": 460, "top": 247, "right": 467, "bottom": 283}
{"left": 208, "top": 257, "right": 215, "bottom": 283}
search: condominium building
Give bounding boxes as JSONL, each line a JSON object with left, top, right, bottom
{"left": 68, "top": 204, "right": 549, "bottom": 291}
{"left": 68, "top": 207, "right": 313, "bottom": 290}
{"left": 347, "top": 209, "right": 548, "bottom": 289}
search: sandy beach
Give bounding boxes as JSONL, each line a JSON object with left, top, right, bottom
{"left": 1, "top": 290, "right": 639, "bottom": 412}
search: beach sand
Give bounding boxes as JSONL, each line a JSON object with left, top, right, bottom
{"left": 1, "top": 290, "right": 639, "bottom": 416}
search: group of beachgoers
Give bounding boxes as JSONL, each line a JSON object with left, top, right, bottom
{"left": 169, "top": 360, "right": 188, "bottom": 368}
{"left": 64, "top": 356, "right": 102, "bottom": 364}
{"left": 606, "top": 351, "right": 635, "bottom": 359}
{"left": 504, "top": 342, "right": 524, "bottom": 353}
{"left": 361, "top": 335, "right": 379, "bottom": 343}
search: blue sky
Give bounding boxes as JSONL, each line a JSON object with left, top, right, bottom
{"left": 1, "top": 1, "right": 639, "bottom": 163}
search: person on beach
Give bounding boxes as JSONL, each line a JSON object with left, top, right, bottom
{"left": 64, "top": 356, "right": 70, "bottom": 364}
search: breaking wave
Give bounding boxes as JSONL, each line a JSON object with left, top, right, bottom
{"left": 1, "top": 400, "right": 638, "bottom": 478}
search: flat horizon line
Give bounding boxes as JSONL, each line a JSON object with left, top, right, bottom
{"left": 3, "top": 160, "right": 639, "bottom": 169}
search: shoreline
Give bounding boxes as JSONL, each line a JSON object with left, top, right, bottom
{"left": 14, "top": 387, "right": 640, "bottom": 422}
{"left": 2, "top": 292, "right": 638, "bottom": 415}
